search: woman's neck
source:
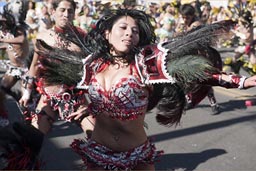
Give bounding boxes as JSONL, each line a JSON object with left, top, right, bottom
{"left": 54, "top": 25, "right": 74, "bottom": 34}
{"left": 54, "top": 25, "right": 66, "bottom": 34}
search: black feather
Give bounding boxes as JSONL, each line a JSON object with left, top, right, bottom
{"left": 167, "top": 55, "right": 218, "bottom": 91}
{"left": 66, "top": 25, "right": 91, "bottom": 54}
{"left": 35, "top": 40, "right": 84, "bottom": 86}
{"left": 152, "top": 21, "right": 232, "bottom": 126}
{"left": 164, "top": 20, "right": 237, "bottom": 59}
{"left": 155, "top": 83, "right": 186, "bottom": 126}
{"left": 36, "top": 40, "right": 84, "bottom": 65}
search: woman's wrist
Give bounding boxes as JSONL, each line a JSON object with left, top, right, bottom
{"left": 22, "top": 88, "right": 32, "bottom": 100}
{"left": 238, "top": 76, "right": 247, "bottom": 89}
{"left": 22, "top": 76, "right": 36, "bottom": 89}
{"left": 217, "top": 73, "right": 247, "bottom": 89}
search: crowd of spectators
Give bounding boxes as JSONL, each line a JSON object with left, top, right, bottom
{"left": 0, "top": 0, "right": 256, "bottom": 46}
{"left": 15, "top": 0, "right": 255, "bottom": 46}
{"left": 0, "top": 0, "right": 255, "bottom": 47}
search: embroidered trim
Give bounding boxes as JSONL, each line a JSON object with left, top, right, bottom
{"left": 135, "top": 42, "right": 175, "bottom": 85}
{"left": 236, "top": 75, "right": 247, "bottom": 89}
{"left": 71, "top": 138, "right": 163, "bottom": 170}
{"left": 0, "top": 60, "right": 27, "bottom": 79}
{"left": 76, "top": 54, "right": 93, "bottom": 89}
{"left": 216, "top": 73, "right": 247, "bottom": 89}
{"left": 36, "top": 78, "right": 86, "bottom": 120}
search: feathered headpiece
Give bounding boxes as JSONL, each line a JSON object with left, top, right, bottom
{"left": 4, "top": 0, "right": 28, "bottom": 26}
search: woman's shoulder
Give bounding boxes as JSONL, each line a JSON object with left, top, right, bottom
{"left": 36, "top": 28, "right": 52, "bottom": 39}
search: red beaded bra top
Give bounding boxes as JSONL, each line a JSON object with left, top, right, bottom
{"left": 86, "top": 60, "right": 149, "bottom": 120}
{"left": 77, "top": 43, "right": 175, "bottom": 120}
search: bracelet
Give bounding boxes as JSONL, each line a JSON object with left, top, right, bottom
{"left": 22, "top": 88, "right": 32, "bottom": 100}
{"left": 228, "top": 75, "right": 247, "bottom": 89}
{"left": 23, "top": 76, "right": 36, "bottom": 89}
{"left": 217, "top": 73, "right": 247, "bottom": 89}
{"left": 238, "top": 76, "right": 247, "bottom": 89}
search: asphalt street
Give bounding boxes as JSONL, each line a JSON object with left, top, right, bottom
{"left": 1, "top": 49, "right": 256, "bottom": 171}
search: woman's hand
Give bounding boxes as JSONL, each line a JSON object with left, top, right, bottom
{"left": 19, "top": 88, "right": 32, "bottom": 107}
{"left": 244, "top": 75, "right": 256, "bottom": 88}
{"left": 66, "top": 105, "right": 89, "bottom": 123}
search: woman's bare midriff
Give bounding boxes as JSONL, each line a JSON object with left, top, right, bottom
{"left": 91, "top": 112, "right": 148, "bottom": 152}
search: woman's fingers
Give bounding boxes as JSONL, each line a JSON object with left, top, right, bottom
{"left": 66, "top": 108, "right": 88, "bottom": 122}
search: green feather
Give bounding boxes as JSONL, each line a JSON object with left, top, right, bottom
{"left": 167, "top": 55, "right": 218, "bottom": 90}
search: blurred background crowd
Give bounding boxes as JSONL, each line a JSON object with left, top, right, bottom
{"left": 0, "top": 0, "right": 255, "bottom": 46}
{"left": 0, "top": 0, "right": 256, "bottom": 74}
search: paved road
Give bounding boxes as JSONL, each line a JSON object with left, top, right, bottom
{"left": 2, "top": 49, "right": 256, "bottom": 171}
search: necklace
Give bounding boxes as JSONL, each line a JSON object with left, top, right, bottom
{"left": 51, "top": 26, "right": 72, "bottom": 48}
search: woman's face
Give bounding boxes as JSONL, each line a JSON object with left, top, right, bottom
{"left": 182, "top": 14, "right": 193, "bottom": 26}
{"left": 52, "top": 0, "right": 75, "bottom": 28}
{"left": 83, "top": 6, "right": 89, "bottom": 15}
{"left": 105, "top": 16, "right": 140, "bottom": 55}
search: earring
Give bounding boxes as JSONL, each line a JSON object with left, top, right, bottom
{"left": 105, "top": 31, "right": 109, "bottom": 40}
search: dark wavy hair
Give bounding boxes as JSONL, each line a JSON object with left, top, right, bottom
{"left": 84, "top": 8, "right": 156, "bottom": 63}
{"left": 2, "top": 0, "right": 28, "bottom": 35}
{"left": 52, "top": 0, "right": 76, "bottom": 11}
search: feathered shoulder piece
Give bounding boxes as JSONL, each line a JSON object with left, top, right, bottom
{"left": 135, "top": 42, "right": 176, "bottom": 85}
{"left": 135, "top": 20, "right": 235, "bottom": 88}
{"left": 164, "top": 20, "right": 236, "bottom": 87}
{"left": 144, "top": 20, "right": 236, "bottom": 126}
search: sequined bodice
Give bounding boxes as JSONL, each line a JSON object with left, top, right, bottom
{"left": 87, "top": 63, "right": 149, "bottom": 120}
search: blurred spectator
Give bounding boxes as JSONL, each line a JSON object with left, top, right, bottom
{"left": 200, "top": 1, "right": 211, "bottom": 24}
{"left": 146, "top": 2, "right": 160, "bottom": 19}
{"left": 37, "top": 4, "right": 53, "bottom": 32}
{"left": 123, "top": 0, "right": 136, "bottom": 9}
{"left": 176, "top": 3, "right": 202, "bottom": 33}
{"left": 176, "top": 3, "right": 221, "bottom": 115}
{"left": 26, "top": 1, "right": 39, "bottom": 41}
{"left": 155, "top": 3, "right": 176, "bottom": 42}
{"left": 230, "top": 9, "right": 254, "bottom": 74}
{"left": 76, "top": 4, "right": 93, "bottom": 33}
{"left": 216, "top": 6, "right": 230, "bottom": 21}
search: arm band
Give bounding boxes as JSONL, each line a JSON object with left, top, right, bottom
{"left": 214, "top": 73, "right": 247, "bottom": 89}
{"left": 23, "top": 76, "right": 36, "bottom": 89}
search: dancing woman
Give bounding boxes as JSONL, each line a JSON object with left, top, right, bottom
{"left": 1, "top": 8, "right": 256, "bottom": 170}
{"left": 34, "top": 8, "right": 256, "bottom": 170}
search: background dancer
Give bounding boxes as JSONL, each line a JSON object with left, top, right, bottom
{"left": 19, "top": 0, "right": 95, "bottom": 135}
{"left": 0, "top": 0, "right": 29, "bottom": 101}
{"left": 176, "top": 3, "right": 221, "bottom": 115}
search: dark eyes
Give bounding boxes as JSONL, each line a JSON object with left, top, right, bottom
{"left": 59, "top": 8, "right": 74, "bottom": 14}
{"left": 120, "top": 26, "right": 139, "bottom": 34}
{"left": 133, "top": 29, "right": 139, "bottom": 34}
